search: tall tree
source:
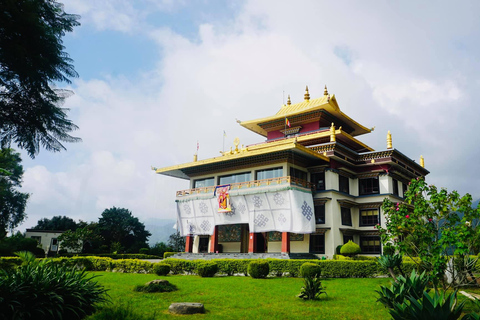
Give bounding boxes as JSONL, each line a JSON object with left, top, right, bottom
{"left": 168, "top": 231, "right": 185, "bottom": 252}
{"left": 98, "top": 207, "right": 151, "bottom": 253}
{"left": 0, "top": 148, "right": 29, "bottom": 238}
{"left": 32, "top": 215, "right": 78, "bottom": 231}
{"left": 0, "top": 0, "right": 81, "bottom": 158}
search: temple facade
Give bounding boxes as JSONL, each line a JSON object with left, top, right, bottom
{"left": 154, "top": 86, "right": 429, "bottom": 258}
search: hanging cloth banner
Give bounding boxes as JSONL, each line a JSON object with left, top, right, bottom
{"left": 214, "top": 184, "right": 231, "bottom": 213}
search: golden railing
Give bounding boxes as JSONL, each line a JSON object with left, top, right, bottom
{"left": 176, "top": 176, "right": 313, "bottom": 197}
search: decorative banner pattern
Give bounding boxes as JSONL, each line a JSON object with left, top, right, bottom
{"left": 176, "top": 189, "right": 315, "bottom": 236}
{"left": 214, "top": 185, "right": 231, "bottom": 213}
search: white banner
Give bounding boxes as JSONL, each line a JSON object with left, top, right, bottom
{"left": 176, "top": 189, "right": 315, "bottom": 236}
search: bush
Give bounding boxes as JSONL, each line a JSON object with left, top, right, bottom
{"left": 336, "top": 245, "right": 343, "bottom": 255}
{"left": 298, "top": 276, "right": 327, "bottom": 300}
{"left": 376, "top": 270, "right": 430, "bottom": 309}
{"left": 300, "top": 262, "right": 322, "bottom": 278}
{"left": 383, "top": 245, "right": 395, "bottom": 256}
{"left": 139, "top": 248, "right": 149, "bottom": 255}
{"left": 0, "top": 252, "right": 108, "bottom": 320}
{"left": 58, "top": 253, "right": 161, "bottom": 259}
{"left": 196, "top": 261, "right": 218, "bottom": 277}
{"left": 248, "top": 260, "right": 270, "bottom": 279}
{"left": 134, "top": 280, "right": 177, "bottom": 293}
{"left": 340, "top": 240, "right": 361, "bottom": 257}
{"left": 153, "top": 263, "right": 171, "bottom": 276}
{"left": 164, "top": 252, "right": 177, "bottom": 259}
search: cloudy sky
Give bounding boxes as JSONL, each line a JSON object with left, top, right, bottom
{"left": 16, "top": 0, "right": 480, "bottom": 231}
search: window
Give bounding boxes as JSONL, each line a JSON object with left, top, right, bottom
{"left": 309, "top": 234, "right": 325, "bottom": 254}
{"left": 392, "top": 178, "right": 399, "bottom": 196}
{"left": 314, "top": 204, "right": 325, "bottom": 224}
{"left": 311, "top": 171, "right": 325, "bottom": 191}
{"left": 339, "top": 175, "right": 349, "bottom": 194}
{"left": 360, "top": 209, "right": 379, "bottom": 226}
{"left": 194, "top": 177, "right": 215, "bottom": 188}
{"left": 359, "top": 177, "right": 380, "bottom": 195}
{"left": 343, "top": 235, "right": 354, "bottom": 244}
{"left": 290, "top": 167, "right": 307, "bottom": 181}
{"left": 219, "top": 172, "right": 251, "bottom": 185}
{"left": 256, "top": 167, "right": 283, "bottom": 180}
{"left": 360, "top": 236, "right": 381, "bottom": 254}
{"left": 403, "top": 183, "right": 408, "bottom": 198}
{"left": 31, "top": 236, "right": 41, "bottom": 244}
{"left": 341, "top": 207, "right": 352, "bottom": 226}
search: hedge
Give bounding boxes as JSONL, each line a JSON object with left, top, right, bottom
{"left": 58, "top": 253, "right": 161, "bottom": 259}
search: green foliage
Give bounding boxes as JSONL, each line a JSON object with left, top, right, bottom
{"left": 196, "top": 261, "right": 218, "bottom": 277}
{"left": 149, "top": 242, "right": 172, "bottom": 257}
{"left": 0, "top": 251, "right": 107, "bottom": 320}
{"left": 0, "top": 149, "right": 29, "bottom": 238}
{"left": 164, "top": 258, "right": 196, "bottom": 275}
{"left": 340, "top": 240, "right": 361, "bottom": 257}
{"left": 167, "top": 231, "right": 185, "bottom": 252}
{"left": 389, "top": 290, "right": 466, "bottom": 320}
{"left": 0, "top": 232, "right": 45, "bottom": 257}
{"left": 378, "top": 178, "right": 480, "bottom": 288}
{"left": 153, "top": 263, "right": 170, "bottom": 276}
{"left": 336, "top": 244, "right": 343, "bottom": 254}
{"left": 58, "top": 253, "right": 161, "bottom": 260}
{"left": 383, "top": 245, "right": 396, "bottom": 256}
{"left": 98, "top": 207, "right": 151, "bottom": 254}
{"left": 32, "top": 215, "right": 78, "bottom": 231}
{"left": 134, "top": 280, "right": 177, "bottom": 293}
{"left": 298, "top": 276, "right": 327, "bottom": 300}
{"left": 163, "top": 252, "right": 176, "bottom": 259}
{"left": 300, "top": 262, "right": 322, "bottom": 278}
{"left": 376, "top": 270, "right": 431, "bottom": 309}
{"left": 0, "top": 0, "right": 81, "bottom": 157}
{"left": 248, "top": 260, "right": 270, "bottom": 279}
{"left": 87, "top": 303, "right": 156, "bottom": 320}
{"left": 139, "top": 248, "right": 149, "bottom": 255}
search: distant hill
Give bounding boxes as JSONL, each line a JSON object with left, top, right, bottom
{"left": 473, "top": 198, "right": 480, "bottom": 209}
{"left": 143, "top": 218, "right": 176, "bottom": 245}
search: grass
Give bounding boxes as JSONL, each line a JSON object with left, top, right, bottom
{"left": 86, "top": 272, "right": 394, "bottom": 319}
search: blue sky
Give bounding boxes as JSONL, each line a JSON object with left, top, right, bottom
{"left": 17, "top": 0, "right": 480, "bottom": 232}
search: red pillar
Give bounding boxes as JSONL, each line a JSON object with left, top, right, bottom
{"left": 248, "top": 232, "right": 256, "bottom": 253}
{"left": 209, "top": 226, "right": 219, "bottom": 253}
{"left": 281, "top": 232, "right": 290, "bottom": 253}
{"left": 184, "top": 235, "right": 193, "bottom": 253}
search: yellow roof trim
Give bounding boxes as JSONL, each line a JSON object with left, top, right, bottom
{"left": 239, "top": 94, "right": 371, "bottom": 137}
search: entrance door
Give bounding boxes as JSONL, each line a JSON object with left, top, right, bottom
{"left": 198, "top": 236, "right": 209, "bottom": 253}
{"left": 256, "top": 233, "right": 267, "bottom": 253}
{"left": 240, "top": 224, "right": 249, "bottom": 253}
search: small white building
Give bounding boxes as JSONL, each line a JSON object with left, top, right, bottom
{"left": 25, "top": 229, "right": 63, "bottom": 255}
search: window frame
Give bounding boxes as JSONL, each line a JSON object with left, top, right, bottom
{"left": 255, "top": 167, "right": 283, "bottom": 180}
{"left": 392, "top": 178, "right": 399, "bottom": 196}
{"left": 359, "top": 209, "right": 380, "bottom": 226}
{"left": 311, "top": 171, "right": 325, "bottom": 191}
{"left": 309, "top": 234, "right": 325, "bottom": 254}
{"left": 218, "top": 172, "right": 251, "bottom": 185}
{"left": 314, "top": 203, "right": 325, "bottom": 224}
{"left": 360, "top": 235, "right": 382, "bottom": 254}
{"left": 339, "top": 175, "right": 350, "bottom": 194}
{"left": 359, "top": 177, "right": 380, "bottom": 195}
{"left": 341, "top": 206, "right": 352, "bottom": 226}
{"left": 193, "top": 177, "right": 215, "bottom": 188}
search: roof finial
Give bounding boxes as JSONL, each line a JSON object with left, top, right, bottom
{"left": 330, "top": 122, "right": 336, "bottom": 142}
{"left": 304, "top": 86, "right": 310, "bottom": 101}
{"left": 420, "top": 155, "right": 425, "bottom": 168}
{"left": 287, "top": 94, "right": 291, "bottom": 105}
{"left": 324, "top": 85, "right": 328, "bottom": 96}
{"left": 387, "top": 131, "right": 393, "bottom": 149}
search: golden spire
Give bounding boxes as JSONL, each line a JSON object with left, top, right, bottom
{"left": 420, "top": 155, "right": 425, "bottom": 168}
{"left": 387, "top": 131, "right": 392, "bottom": 149}
{"left": 330, "top": 122, "right": 336, "bottom": 142}
{"left": 193, "top": 154, "right": 198, "bottom": 162}
{"left": 324, "top": 85, "right": 328, "bottom": 96}
{"left": 287, "top": 94, "right": 291, "bottom": 105}
{"left": 304, "top": 86, "right": 310, "bottom": 101}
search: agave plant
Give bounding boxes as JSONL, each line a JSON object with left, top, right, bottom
{"left": 376, "top": 269, "right": 430, "bottom": 309}
{"left": 389, "top": 290, "right": 466, "bottom": 320}
{"left": 378, "top": 254, "right": 405, "bottom": 280}
{"left": 298, "top": 276, "right": 327, "bottom": 300}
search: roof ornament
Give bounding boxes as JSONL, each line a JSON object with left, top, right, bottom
{"left": 324, "top": 85, "right": 328, "bottom": 96}
{"left": 420, "top": 155, "right": 425, "bottom": 168}
{"left": 287, "top": 94, "right": 291, "bottom": 105}
{"left": 387, "top": 131, "right": 393, "bottom": 149}
{"left": 304, "top": 86, "right": 310, "bottom": 101}
{"left": 330, "top": 123, "right": 336, "bottom": 142}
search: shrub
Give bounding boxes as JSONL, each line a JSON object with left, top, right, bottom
{"left": 153, "top": 263, "right": 171, "bottom": 276}
{"left": 164, "top": 252, "right": 177, "bottom": 259}
{"left": 336, "top": 245, "right": 343, "bottom": 255}
{"left": 300, "top": 262, "right": 322, "bottom": 278}
{"left": 383, "top": 245, "right": 395, "bottom": 256}
{"left": 196, "top": 261, "right": 218, "bottom": 277}
{"left": 376, "top": 270, "right": 430, "bottom": 309}
{"left": 134, "top": 280, "right": 177, "bottom": 293}
{"left": 0, "top": 252, "right": 108, "bottom": 320}
{"left": 248, "top": 260, "right": 270, "bottom": 279}
{"left": 139, "top": 248, "right": 149, "bottom": 255}
{"left": 340, "top": 240, "right": 361, "bottom": 257}
{"left": 298, "top": 276, "right": 327, "bottom": 300}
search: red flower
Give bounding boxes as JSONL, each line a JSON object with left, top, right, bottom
{"left": 405, "top": 215, "right": 410, "bottom": 218}
{"left": 428, "top": 218, "right": 432, "bottom": 222}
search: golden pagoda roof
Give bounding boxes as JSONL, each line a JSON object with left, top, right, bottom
{"left": 240, "top": 93, "right": 372, "bottom": 138}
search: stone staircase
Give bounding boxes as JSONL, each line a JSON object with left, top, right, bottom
{"left": 169, "top": 252, "right": 318, "bottom": 260}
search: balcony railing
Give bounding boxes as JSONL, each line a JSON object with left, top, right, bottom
{"left": 176, "top": 176, "right": 313, "bottom": 197}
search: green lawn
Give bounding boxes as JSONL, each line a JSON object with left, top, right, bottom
{"left": 86, "top": 273, "right": 394, "bottom": 319}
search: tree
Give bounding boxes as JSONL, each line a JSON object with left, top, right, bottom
{"left": 57, "top": 224, "right": 101, "bottom": 253}
{"left": 149, "top": 242, "right": 172, "bottom": 257}
{"left": 377, "top": 178, "right": 480, "bottom": 290}
{"left": 0, "top": 148, "right": 29, "bottom": 238}
{"left": 98, "top": 207, "right": 151, "bottom": 253}
{"left": 0, "top": 0, "right": 81, "bottom": 158}
{"left": 168, "top": 231, "right": 185, "bottom": 252}
{"left": 32, "top": 215, "right": 78, "bottom": 231}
